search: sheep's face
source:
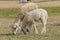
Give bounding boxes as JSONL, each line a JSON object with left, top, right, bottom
{"left": 21, "top": 27, "right": 29, "bottom": 34}
{"left": 11, "top": 23, "right": 18, "bottom": 29}
{"left": 11, "top": 23, "right": 21, "bottom": 35}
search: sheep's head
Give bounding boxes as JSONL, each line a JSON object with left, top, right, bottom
{"left": 11, "top": 23, "right": 19, "bottom": 29}
{"left": 21, "top": 27, "right": 29, "bottom": 35}
{"left": 11, "top": 23, "right": 21, "bottom": 35}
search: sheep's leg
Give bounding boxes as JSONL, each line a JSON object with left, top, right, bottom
{"left": 34, "top": 24, "right": 38, "bottom": 34}
{"left": 41, "top": 16, "right": 47, "bottom": 34}
{"left": 33, "top": 22, "right": 38, "bottom": 34}
{"left": 41, "top": 23, "right": 46, "bottom": 34}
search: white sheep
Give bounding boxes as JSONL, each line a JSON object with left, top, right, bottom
{"left": 12, "top": 3, "right": 38, "bottom": 35}
{"left": 21, "top": 8, "right": 48, "bottom": 34}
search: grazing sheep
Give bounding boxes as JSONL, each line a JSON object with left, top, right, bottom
{"left": 12, "top": 3, "right": 38, "bottom": 35}
{"left": 18, "top": 2, "right": 38, "bottom": 21}
{"left": 21, "top": 9, "right": 48, "bottom": 34}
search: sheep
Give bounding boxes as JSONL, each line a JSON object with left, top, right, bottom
{"left": 18, "top": 2, "right": 38, "bottom": 20}
{"left": 21, "top": 8, "right": 48, "bottom": 34}
{"left": 12, "top": 3, "right": 38, "bottom": 35}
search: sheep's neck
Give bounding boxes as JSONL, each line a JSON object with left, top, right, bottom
{"left": 14, "top": 18, "right": 21, "bottom": 25}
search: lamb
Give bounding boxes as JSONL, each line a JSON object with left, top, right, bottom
{"left": 18, "top": 2, "right": 38, "bottom": 21}
{"left": 21, "top": 9, "right": 48, "bottom": 34}
{"left": 12, "top": 3, "right": 38, "bottom": 35}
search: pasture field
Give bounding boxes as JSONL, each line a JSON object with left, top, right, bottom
{"left": 0, "top": 7, "right": 60, "bottom": 40}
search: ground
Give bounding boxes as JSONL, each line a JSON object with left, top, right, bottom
{"left": 0, "top": 14, "right": 60, "bottom": 40}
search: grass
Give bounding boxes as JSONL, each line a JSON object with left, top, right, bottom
{"left": 0, "top": 8, "right": 18, "bottom": 18}
{"left": 0, "top": 7, "right": 60, "bottom": 18}
{"left": 43, "top": 7, "right": 60, "bottom": 16}
{"left": 0, "top": 7, "right": 60, "bottom": 40}
{"left": 0, "top": 26, "right": 60, "bottom": 40}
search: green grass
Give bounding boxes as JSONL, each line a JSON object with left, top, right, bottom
{"left": 0, "top": 8, "right": 18, "bottom": 18}
{"left": 43, "top": 7, "right": 60, "bottom": 16}
{"left": 0, "top": 7, "right": 60, "bottom": 18}
{"left": 44, "top": 7, "right": 60, "bottom": 13}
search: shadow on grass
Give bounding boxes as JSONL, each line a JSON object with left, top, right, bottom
{"left": 0, "top": 33, "right": 14, "bottom": 36}
{"left": 51, "top": 23, "right": 60, "bottom": 26}
{"left": 47, "top": 22, "right": 60, "bottom": 26}
{"left": 0, "top": 33, "right": 23, "bottom": 36}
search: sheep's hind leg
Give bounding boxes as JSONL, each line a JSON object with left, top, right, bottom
{"left": 41, "top": 17, "right": 47, "bottom": 34}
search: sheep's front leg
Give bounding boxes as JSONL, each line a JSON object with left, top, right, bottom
{"left": 33, "top": 22, "right": 38, "bottom": 34}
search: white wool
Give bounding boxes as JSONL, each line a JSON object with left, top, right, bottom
{"left": 22, "top": 8, "right": 48, "bottom": 34}
{"left": 19, "top": 3, "right": 38, "bottom": 15}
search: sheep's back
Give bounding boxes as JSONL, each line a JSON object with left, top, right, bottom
{"left": 17, "top": 3, "right": 38, "bottom": 22}
{"left": 24, "top": 9, "right": 48, "bottom": 21}
{"left": 19, "top": 3, "right": 38, "bottom": 15}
